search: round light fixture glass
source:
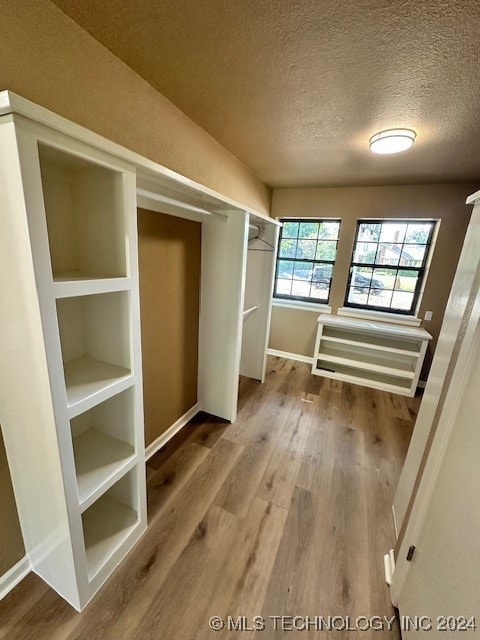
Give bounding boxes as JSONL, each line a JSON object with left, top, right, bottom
{"left": 369, "top": 128, "right": 416, "bottom": 154}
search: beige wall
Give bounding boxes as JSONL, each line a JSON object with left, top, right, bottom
{"left": 0, "top": 0, "right": 271, "bottom": 579}
{"left": 0, "top": 0, "right": 271, "bottom": 216}
{"left": 138, "top": 210, "right": 201, "bottom": 446}
{"left": 269, "top": 184, "right": 478, "bottom": 379}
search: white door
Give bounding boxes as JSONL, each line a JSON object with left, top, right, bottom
{"left": 393, "top": 192, "right": 480, "bottom": 534}
{"left": 392, "top": 317, "right": 480, "bottom": 636}
{"left": 391, "top": 191, "right": 480, "bottom": 637}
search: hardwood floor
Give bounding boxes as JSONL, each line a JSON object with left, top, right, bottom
{"left": 0, "top": 357, "right": 421, "bottom": 639}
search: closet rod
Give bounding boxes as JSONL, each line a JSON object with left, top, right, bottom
{"left": 136, "top": 188, "right": 229, "bottom": 220}
{"left": 243, "top": 305, "right": 258, "bottom": 319}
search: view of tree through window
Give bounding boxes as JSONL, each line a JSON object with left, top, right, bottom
{"left": 345, "top": 220, "right": 436, "bottom": 314}
{"left": 274, "top": 219, "right": 341, "bottom": 303}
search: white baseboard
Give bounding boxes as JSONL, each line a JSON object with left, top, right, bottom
{"left": 384, "top": 549, "right": 396, "bottom": 586}
{"left": 0, "top": 556, "right": 30, "bottom": 601}
{"left": 145, "top": 402, "right": 201, "bottom": 461}
{"left": 267, "top": 348, "right": 313, "bottom": 365}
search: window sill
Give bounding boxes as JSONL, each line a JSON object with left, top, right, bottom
{"left": 272, "top": 299, "right": 332, "bottom": 313}
{"left": 337, "top": 307, "right": 421, "bottom": 326}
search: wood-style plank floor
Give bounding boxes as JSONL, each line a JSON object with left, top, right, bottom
{"left": 0, "top": 357, "right": 421, "bottom": 639}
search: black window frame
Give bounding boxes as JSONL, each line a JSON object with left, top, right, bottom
{"left": 274, "top": 218, "right": 341, "bottom": 305}
{"left": 344, "top": 219, "right": 436, "bottom": 315}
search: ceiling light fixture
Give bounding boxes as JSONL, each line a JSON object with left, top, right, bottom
{"left": 369, "top": 128, "right": 416, "bottom": 154}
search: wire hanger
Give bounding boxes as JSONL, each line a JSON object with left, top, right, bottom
{"left": 248, "top": 226, "right": 275, "bottom": 252}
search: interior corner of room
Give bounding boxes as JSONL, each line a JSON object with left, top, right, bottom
{"left": 267, "top": 183, "right": 475, "bottom": 383}
{"left": 1, "top": 0, "right": 480, "bottom": 634}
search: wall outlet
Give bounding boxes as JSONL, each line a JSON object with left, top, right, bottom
{"left": 424, "top": 310, "right": 433, "bottom": 321}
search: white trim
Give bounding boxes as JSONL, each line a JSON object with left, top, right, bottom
{"left": 0, "top": 556, "right": 30, "bottom": 600}
{"left": 272, "top": 299, "right": 332, "bottom": 313}
{"left": 145, "top": 403, "right": 200, "bottom": 460}
{"left": 466, "top": 189, "right": 480, "bottom": 205}
{"left": 337, "top": 307, "right": 421, "bottom": 326}
{"left": 384, "top": 549, "right": 396, "bottom": 586}
{"left": 267, "top": 348, "right": 314, "bottom": 365}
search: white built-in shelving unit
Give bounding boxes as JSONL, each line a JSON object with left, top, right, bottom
{"left": 0, "top": 91, "right": 280, "bottom": 609}
{"left": 0, "top": 112, "right": 146, "bottom": 610}
{"left": 312, "top": 315, "right": 432, "bottom": 396}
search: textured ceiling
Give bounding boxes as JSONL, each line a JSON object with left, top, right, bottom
{"left": 51, "top": 0, "right": 480, "bottom": 188}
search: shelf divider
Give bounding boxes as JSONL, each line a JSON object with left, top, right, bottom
{"left": 53, "top": 275, "right": 131, "bottom": 299}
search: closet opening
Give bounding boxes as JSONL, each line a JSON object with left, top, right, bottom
{"left": 137, "top": 208, "right": 201, "bottom": 454}
{"left": 239, "top": 219, "right": 279, "bottom": 384}
{"left": 135, "top": 185, "right": 280, "bottom": 463}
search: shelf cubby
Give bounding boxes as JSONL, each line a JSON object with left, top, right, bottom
{"left": 315, "top": 360, "right": 412, "bottom": 393}
{"left": 56, "top": 292, "right": 132, "bottom": 409}
{"left": 82, "top": 468, "right": 139, "bottom": 581}
{"left": 38, "top": 143, "right": 128, "bottom": 281}
{"left": 318, "top": 343, "right": 417, "bottom": 378}
{"left": 321, "top": 326, "right": 422, "bottom": 356}
{"left": 71, "top": 388, "right": 136, "bottom": 508}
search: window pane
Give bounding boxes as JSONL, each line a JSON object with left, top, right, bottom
{"left": 379, "top": 223, "right": 407, "bottom": 243}
{"left": 310, "top": 285, "right": 329, "bottom": 301}
{"left": 391, "top": 290, "right": 415, "bottom": 310}
{"left": 293, "top": 262, "right": 313, "bottom": 279}
{"left": 351, "top": 267, "right": 373, "bottom": 290}
{"left": 353, "top": 242, "right": 378, "bottom": 263}
{"left": 405, "top": 223, "right": 432, "bottom": 244}
{"left": 312, "top": 264, "right": 333, "bottom": 286}
{"left": 296, "top": 239, "right": 316, "bottom": 260}
{"left": 279, "top": 238, "right": 297, "bottom": 258}
{"left": 298, "top": 222, "right": 319, "bottom": 238}
{"left": 347, "top": 286, "right": 368, "bottom": 306}
{"left": 395, "top": 271, "right": 419, "bottom": 292}
{"left": 312, "top": 264, "right": 333, "bottom": 282}
{"left": 400, "top": 245, "right": 426, "bottom": 267}
{"left": 345, "top": 220, "right": 435, "bottom": 313}
{"left": 372, "top": 267, "right": 397, "bottom": 290}
{"left": 291, "top": 280, "right": 312, "bottom": 298}
{"left": 276, "top": 279, "right": 292, "bottom": 295}
{"left": 376, "top": 243, "right": 402, "bottom": 266}
{"left": 358, "top": 223, "right": 381, "bottom": 242}
{"left": 282, "top": 222, "right": 299, "bottom": 238}
{"left": 368, "top": 288, "right": 393, "bottom": 308}
{"left": 319, "top": 221, "right": 340, "bottom": 240}
{"left": 315, "top": 240, "right": 337, "bottom": 260}
{"left": 274, "top": 218, "right": 340, "bottom": 304}
{"left": 277, "top": 260, "right": 295, "bottom": 279}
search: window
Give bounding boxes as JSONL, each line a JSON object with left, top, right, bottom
{"left": 345, "top": 220, "right": 436, "bottom": 314}
{"left": 274, "top": 219, "right": 341, "bottom": 304}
